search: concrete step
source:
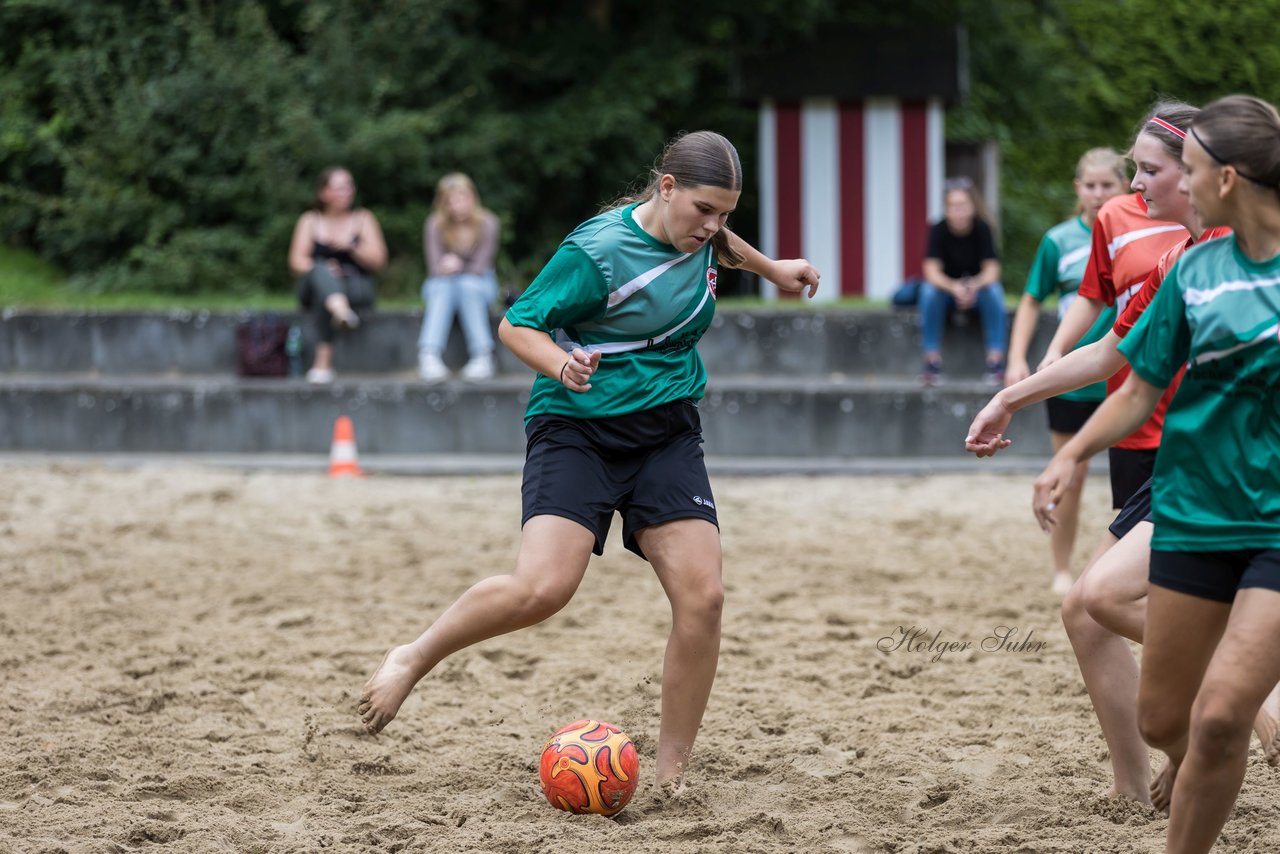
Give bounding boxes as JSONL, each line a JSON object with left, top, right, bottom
{"left": 0, "top": 307, "right": 1060, "bottom": 379}
{"left": 0, "top": 373, "right": 1051, "bottom": 457}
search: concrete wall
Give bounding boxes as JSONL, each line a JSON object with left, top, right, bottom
{"left": 0, "top": 308, "right": 1063, "bottom": 457}
{"left": 0, "top": 377, "right": 1049, "bottom": 456}
{"left": 0, "top": 307, "right": 1060, "bottom": 378}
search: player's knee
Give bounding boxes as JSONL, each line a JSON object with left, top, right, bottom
{"left": 1189, "top": 693, "right": 1253, "bottom": 757}
{"left": 1137, "top": 701, "right": 1187, "bottom": 750}
{"left": 521, "top": 577, "right": 578, "bottom": 622}
{"left": 1060, "top": 581, "right": 1089, "bottom": 636}
{"left": 1078, "top": 572, "right": 1114, "bottom": 625}
{"left": 676, "top": 575, "right": 724, "bottom": 627}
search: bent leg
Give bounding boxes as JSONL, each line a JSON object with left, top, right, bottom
{"left": 1137, "top": 585, "right": 1231, "bottom": 813}
{"left": 974, "top": 281, "right": 1009, "bottom": 362}
{"left": 635, "top": 518, "right": 723, "bottom": 788}
{"left": 299, "top": 266, "right": 341, "bottom": 368}
{"left": 456, "top": 273, "right": 497, "bottom": 358}
{"left": 1048, "top": 430, "right": 1088, "bottom": 592}
{"left": 1061, "top": 531, "right": 1150, "bottom": 803}
{"left": 918, "top": 284, "right": 955, "bottom": 362}
{"left": 419, "top": 276, "right": 459, "bottom": 358}
{"left": 1080, "top": 521, "right": 1152, "bottom": 643}
{"left": 1167, "top": 588, "right": 1280, "bottom": 853}
{"left": 359, "top": 515, "right": 595, "bottom": 734}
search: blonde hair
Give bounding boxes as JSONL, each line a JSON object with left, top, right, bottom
{"left": 430, "top": 173, "right": 491, "bottom": 254}
{"left": 1073, "top": 147, "right": 1128, "bottom": 214}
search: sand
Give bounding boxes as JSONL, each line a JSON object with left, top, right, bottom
{"left": 2, "top": 462, "right": 1278, "bottom": 853}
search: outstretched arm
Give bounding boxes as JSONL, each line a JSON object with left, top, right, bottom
{"left": 1005, "top": 293, "right": 1044, "bottom": 385}
{"left": 1031, "top": 371, "right": 1163, "bottom": 530}
{"left": 1040, "top": 294, "right": 1105, "bottom": 370}
{"left": 722, "top": 229, "right": 820, "bottom": 298}
{"left": 964, "top": 331, "right": 1128, "bottom": 456}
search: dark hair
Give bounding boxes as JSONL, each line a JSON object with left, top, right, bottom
{"left": 313, "top": 166, "right": 354, "bottom": 211}
{"left": 1190, "top": 95, "right": 1280, "bottom": 197}
{"left": 610, "top": 131, "right": 744, "bottom": 265}
{"left": 1130, "top": 100, "right": 1200, "bottom": 162}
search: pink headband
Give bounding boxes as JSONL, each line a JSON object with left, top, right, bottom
{"left": 1147, "top": 117, "right": 1186, "bottom": 139}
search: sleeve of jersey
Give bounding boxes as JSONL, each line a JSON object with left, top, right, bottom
{"left": 1116, "top": 263, "right": 1190, "bottom": 389}
{"left": 1113, "top": 267, "right": 1165, "bottom": 339}
{"left": 1077, "top": 220, "right": 1115, "bottom": 304}
{"left": 504, "top": 243, "right": 609, "bottom": 334}
{"left": 1023, "top": 235, "right": 1059, "bottom": 302}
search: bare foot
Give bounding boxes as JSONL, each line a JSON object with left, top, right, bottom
{"left": 1051, "top": 570, "right": 1073, "bottom": 596}
{"left": 1150, "top": 759, "right": 1177, "bottom": 814}
{"left": 1101, "top": 783, "right": 1152, "bottom": 808}
{"left": 1252, "top": 682, "right": 1280, "bottom": 767}
{"left": 358, "top": 645, "right": 426, "bottom": 735}
{"left": 657, "top": 777, "right": 687, "bottom": 799}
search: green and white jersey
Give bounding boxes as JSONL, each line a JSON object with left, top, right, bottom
{"left": 505, "top": 203, "right": 718, "bottom": 421}
{"left": 1025, "top": 217, "right": 1114, "bottom": 402}
{"left": 1119, "top": 236, "right": 1280, "bottom": 551}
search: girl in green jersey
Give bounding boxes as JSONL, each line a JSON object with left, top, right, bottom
{"left": 359, "top": 131, "right": 820, "bottom": 793}
{"left": 1035, "top": 95, "right": 1280, "bottom": 853}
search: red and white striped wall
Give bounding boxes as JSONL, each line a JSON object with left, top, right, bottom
{"left": 757, "top": 98, "right": 945, "bottom": 301}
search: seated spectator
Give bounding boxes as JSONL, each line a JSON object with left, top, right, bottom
{"left": 919, "top": 178, "right": 1006, "bottom": 386}
{"left": 417, "top": 173, "right": 500, "bottom": 382}
{"left": 288, "top": 166, "right": 387, "bottom": 384}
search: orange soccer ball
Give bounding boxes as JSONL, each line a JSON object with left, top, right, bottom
{"left": 538, "top": 719, "right": 640, "bottom": 816}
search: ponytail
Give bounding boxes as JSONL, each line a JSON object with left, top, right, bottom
{"left": 608, "top": 131, "right": 745, "bottom": 266}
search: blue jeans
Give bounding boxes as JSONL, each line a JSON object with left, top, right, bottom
{"left": 918, "top": 281, "right": 1008, "bottom": 358}
{"left": 418, "top": 272, "right": 497, "bottom": 358}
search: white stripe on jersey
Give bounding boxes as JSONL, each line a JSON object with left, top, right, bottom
{"left": 1115, "top": 280, "right": 1145, "bottom": 311}
{"left": 1184, "top": 274, "right": 1280, "bottom": 307}
{"left": 1191, "top": 322, "right": 1280, "bottom": 366}
{"left": 606, "top": 252, "right": 695, "bottom": 308}
{"left": 559, "top": 283, "right": 713, "bottom": 355}
{"left": 1056, "top": 244, "right": 1091, "bottom": 280}
{"left": 1107, "top": 224, "right": 1185, "bottom": 259}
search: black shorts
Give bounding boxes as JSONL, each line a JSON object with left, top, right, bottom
{"left": 1045, "top": 397, "right": 1099, "bottom": 434}
{"left": 1108, "top": 447, "right": 1157, "bottom": 509}
{"left": 521, "top": 399, "right": 718, "bottom": 560}
{"left": 1149, "top": 548, "right": 1280, "bottom": 604}
{"left": 1108, "top": 477, "right": 1154, "bottom": 540}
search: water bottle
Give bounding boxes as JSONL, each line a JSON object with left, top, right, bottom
{"left": 286, "top": 325, "right": 303, "bottom": 378}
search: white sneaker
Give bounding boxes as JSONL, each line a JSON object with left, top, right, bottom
{"left": 460, "top": 354, "right": 495, "bottom": 380}
{"left": 306, "top": 367, "right": 334, "bottom": 384}
{"left": 418, "top": 353, "right": 448, "bottom": 382}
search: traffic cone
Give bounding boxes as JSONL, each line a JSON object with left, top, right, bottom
{"left": 329, "top": 415, "right": 363, "bottom": 477}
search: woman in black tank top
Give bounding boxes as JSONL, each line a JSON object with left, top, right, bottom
{"left": 287, "top": 167, "right": 387, "bottom": 383}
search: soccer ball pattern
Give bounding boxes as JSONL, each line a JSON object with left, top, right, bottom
{"left": 538, "top": 719, "right": 639, "bottom": 816}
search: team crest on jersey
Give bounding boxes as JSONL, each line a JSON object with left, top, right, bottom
{"left": 706, "top": 266, "right": 718, "bottom": 298}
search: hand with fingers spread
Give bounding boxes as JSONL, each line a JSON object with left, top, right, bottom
{"left": 559, "top": 348, "right": 601, "bottom": 393}
{"left": 1032, "top": 452, "right": 1080, "bottom": 532}
{"left": 965, "top": 395, "right": 1014, "bottom": 457}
